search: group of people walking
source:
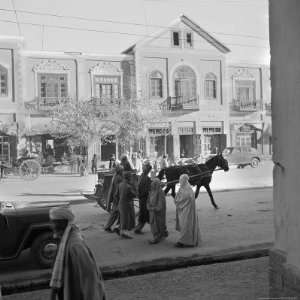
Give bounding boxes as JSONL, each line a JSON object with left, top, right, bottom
{"left": 104, "top": 155, "right": 201, "bottom": 247}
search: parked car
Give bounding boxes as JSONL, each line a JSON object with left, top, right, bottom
{"left": 222, "top": 147, "right": 261, "bottom": 168}
{"left": 0, "top": 201, "right": 68, "bottom": 268}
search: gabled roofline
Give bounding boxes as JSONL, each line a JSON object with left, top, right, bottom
{"left": 180, "top": 14, "right": 230, "bottom": 54}
{"left": 122, "top": 14, "right": 230, "bottom": 55}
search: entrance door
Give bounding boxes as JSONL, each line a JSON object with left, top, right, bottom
{"left": 0, "top": 138, "right": 10, "bottom": 163}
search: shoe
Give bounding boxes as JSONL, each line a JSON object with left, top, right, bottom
{"left": 113, "top": 228, "right": 120, "bottom": 235}
{"left": 148, "top": 239, "right": 160, "bottom": 244}
{"left": 121, "top": 233, "right": 133, "bottom": 239}
{"left": 104, "top": 228, "right": 113, "bottom": 233}
{"left": 134, "top": 229, "right": 144, "bottom": 235}
{"left": 164, "top": 231, "right": 169, "bottom": 238}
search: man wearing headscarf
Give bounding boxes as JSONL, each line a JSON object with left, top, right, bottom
{"left": 147, "top": 178, "right": 168, "bottom": 244}
{"left": 49, "top": 206, "right": 106, "bottom": 300}
{"left": 174, "top": 174, "right": 201, "bottom": 248}
{"left": 115, "top": 171, "right": 136, "bottom": 239}
{"left": 134, "top": 162, "right": 152, "bottom": 234}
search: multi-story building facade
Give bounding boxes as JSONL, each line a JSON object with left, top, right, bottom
{"left": 0, "top": 36, "right": 24, "bottom": 164}
{"left": 0, "top": 15, "right": 271, "bottom": 165}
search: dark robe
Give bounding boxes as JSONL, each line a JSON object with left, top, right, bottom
{"left": 137, "top": 173, "right": 151, "bottom": 224}
{"left": 59, "top": 229, "right": 106, "bottom": 300}
{"left": 116, "top": 180, "right": 136, "bottom": 231}
{"left": 121, "top": 160, "right": 133, "bottom": 172}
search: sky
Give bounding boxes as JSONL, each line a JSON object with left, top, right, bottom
{"left": 0, "top": 0, "right": 270, "bottom": 64}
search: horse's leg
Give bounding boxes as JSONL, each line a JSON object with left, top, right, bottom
{"left": 164, "top": 185, "right": 171, "bottom": 195}
{"left": 204, "top": 184, "right": 219, "bottom": 209}
{"left": 195, "top": 184, "right": 201, "bottom": 199}
{"left": 171, "top": 185, "right": 176, "bottom": 199}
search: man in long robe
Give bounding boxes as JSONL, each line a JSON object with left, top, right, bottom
{"left": 49, "top": 206, "right": 106, "bottom": 300}
{"left": 174, "top": 174, "right": 201, "bottom": 247}
{"left": 134, "top": 162, "right": 152, "bottom": 234}
{"left": 115, "top": 171, "right": 136, "bottom": 239}
{"left": 104, "top": 165, "right": 123, "bottom": 232}
{"left": 147, "top": 178, "right": 168, "bottom": 244}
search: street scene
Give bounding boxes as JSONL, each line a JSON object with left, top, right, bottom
{"left": 2, "top": 0, "right": 294, "bottom": 299}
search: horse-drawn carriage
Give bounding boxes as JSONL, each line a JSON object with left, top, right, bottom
{"left": 83, "top": 154, "right": 229, "bottom": 211}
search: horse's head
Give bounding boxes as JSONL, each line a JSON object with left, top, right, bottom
{"left": 217, "top": 153, "right": 229, "bottom": 172}
{"left": 206, "top": 153, "right": 229, "bottom": 172}
{"left": 157, "top": 168, "right": 165, "bottom": 180}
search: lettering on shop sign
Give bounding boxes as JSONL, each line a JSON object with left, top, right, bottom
{"left": 149, "top": 128, "right": 170, "bottom": 136}
{"left": 178, "top": 127, "right": 194, "bottom": 135}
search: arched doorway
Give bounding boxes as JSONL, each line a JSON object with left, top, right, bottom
{"left": 173, "top": 65, "right": 197, "bottom": 107}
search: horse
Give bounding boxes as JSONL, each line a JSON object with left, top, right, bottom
{"left": 157, "top": 154, "right": 229, "bottom": 209}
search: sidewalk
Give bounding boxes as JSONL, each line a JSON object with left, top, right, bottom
{"left": 0, "top": 187, "right": 274, "bottom": 294}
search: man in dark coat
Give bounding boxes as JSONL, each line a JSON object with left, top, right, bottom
{"left": 134, "top": 162, "right": 152, "bottom": 234}
{"left": 49, "top": 206, "right": 106, "bottom": 300}
{"left": 120, "top": 155, "right": 133, "bottom": 172}
{"left": 104, "top": 165, "right": 123, "bottom": 232}
{"left": 115, "top": 171, "right": 136, "bottom": 239}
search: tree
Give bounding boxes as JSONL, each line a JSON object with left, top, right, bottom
{"left": 49, "top": 98, "right": 164, "bottom": 157}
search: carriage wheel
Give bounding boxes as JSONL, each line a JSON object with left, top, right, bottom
{"left": 19, "top": 159, "right": 41, "bottom": 181}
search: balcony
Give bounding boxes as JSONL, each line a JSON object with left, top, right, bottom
{"left": 265, "top": 103, "right": 272, "bottom": 115}
{"left": 232, "top": 99, "right": 262, "bottom": 112}
{"left": 160, "top": 96, "right": 199, "bottom": 112}
{"left": 25, "top": 97, "right": 71, "bottom": 113}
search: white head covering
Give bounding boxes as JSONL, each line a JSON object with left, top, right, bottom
{"left": 49, "top": 206, "right": 74, "bottom": 222}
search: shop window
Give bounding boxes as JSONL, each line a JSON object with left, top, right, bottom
{"left": 204, "top": 73, "right": 217, "bottom": 99}
{"left": 150, "top": 71, "right": 163, "bottom": 98}
{"left": 0, "top": 65, "right": 8, "bottom": 97}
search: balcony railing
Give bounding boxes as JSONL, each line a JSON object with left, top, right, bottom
{"left": 160, "top": 96, "right": 199, "bottom": 111}
{"left": 265, "top": 103, "right": 272, "bottom": 115}
{"left": 25, "top": 97, "right": 71, "bottom": 112}
{"left": 90, "top": 97, "right": 122, "bottom": 107}
{"left": 232, "top": 99, "right": 261, "bottom": 112}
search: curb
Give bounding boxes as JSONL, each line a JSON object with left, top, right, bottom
{"left": 1, "top": 242, "right": 273, "bottom": 296}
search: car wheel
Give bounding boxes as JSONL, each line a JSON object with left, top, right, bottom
{"left": 31, "top": 232, "right": 58, "bottom": 268}
{"left": 250, "top": 158, "right": 259, "bottom": 168}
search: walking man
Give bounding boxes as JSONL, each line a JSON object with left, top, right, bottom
{"left": 115, "top": 171, "right": 136, "bottom": 239}
{"left": 49, "top": 206, "right": 106, "bottom": 300}
{"left": 134, "top": 162, "right": 152, "bottom": 234}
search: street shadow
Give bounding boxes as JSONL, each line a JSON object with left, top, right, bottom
{"left": 19, "top": 193, "right": 81, "bottom": 197}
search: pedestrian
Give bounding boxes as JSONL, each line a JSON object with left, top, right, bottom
{"left": 160, "top": 154, "right": 169, "bottom": 170}
{"left": 109, "top": 154, "right": 116, "bottom": 169}
{"left": 147, "top": 178, "right": 168, "bottom": 244}
{"left": 131, "top": 152, "right": 143, "bottom": 174}
{"left": 0, "top": 161, "right": 5, "bottom": 179}
{"left": 115, "top": 171, "right": 136, "bottom": 239}
{"left": 174, "top": 174, "right": 201, "bottom": 248}
{"left": 120, "top": 155, "right": 133, "bottom": 172}
{"left": 104, "top": 165, "right": 123, "bottom": 232}
{"left": 134, "top": 162, "right": 152, "bottom": 234}
{"left": 79, "top": 158, "right": 86, "bottom": 176}
{"left": 49, "top": 206, "right": 106, "bottom": 300}
{"left": 91, "top": 154, "right": 97, "bottom": 174}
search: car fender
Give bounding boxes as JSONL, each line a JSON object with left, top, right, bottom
{"left": 0, "top": 222, "right": 53, "bottom": 261}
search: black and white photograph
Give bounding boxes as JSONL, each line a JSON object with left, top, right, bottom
{"left": 0, "top": 0, "right": 298, "bottom": 299}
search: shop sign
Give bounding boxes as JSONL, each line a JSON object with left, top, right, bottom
{"left": 178, "top": 127, "right": 194, "bottom": 135}
{"left": 149, "top": 128, "right": 170, "bottom": 136}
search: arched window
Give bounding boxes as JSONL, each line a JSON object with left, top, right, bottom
{"left": 150, "top": 71, "right": 163, "bottom": 98}
{"left": 0, "top": 65, "right": 8, "bottom": 97}
{"left": 204, "top": 73, "right": 217, "bottom": 99}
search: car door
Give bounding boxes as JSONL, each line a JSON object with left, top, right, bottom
{"left": 232, "top": 147, "right": 242, "bottom": 164}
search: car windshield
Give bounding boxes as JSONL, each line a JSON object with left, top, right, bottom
{"left": 222, "top": 148, "right": 233, "bottom": 155}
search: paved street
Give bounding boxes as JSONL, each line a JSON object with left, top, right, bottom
{"left": 0, "top": 187, "right": 273, "bottom": 280}
{"left": 0, "top": 160, "right": 273, "bottom": 203}
{"left": 0, "top": 161, "right": 273, "bottom": 294}
{"left": 3, "top": 257, "right": 269, "bottom": 300}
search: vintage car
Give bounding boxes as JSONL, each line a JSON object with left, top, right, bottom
{"left": 222, "top": 147, "right": 261, "bottom": 168}
{"left": 0, "top": 201, "right": 66, "bottom": 268}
